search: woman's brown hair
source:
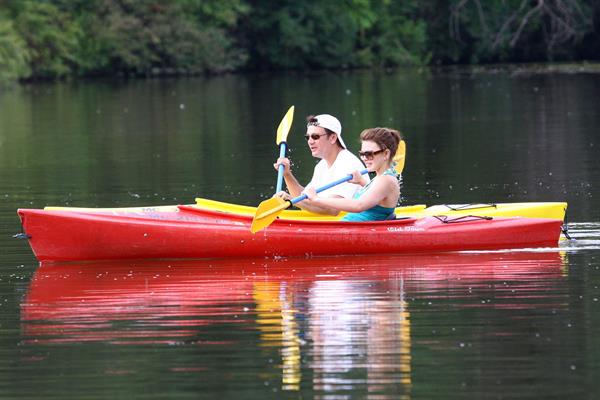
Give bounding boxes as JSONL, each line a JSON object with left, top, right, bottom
{"left": 359, "top": 127, "right": 403, "bottom": 158}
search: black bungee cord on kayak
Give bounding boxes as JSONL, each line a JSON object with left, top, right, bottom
{"left": 442, "top": 204, "right": 498, "bottom": 211}
{"left": 434, "top": 215, "right": 494, "bottom": 224}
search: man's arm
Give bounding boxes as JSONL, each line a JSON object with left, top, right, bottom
{"left": 294, "top": 196, "right": 341, "bottom": 216}
{"left": 275, "top": 157, "right": 305, "bottom": 198}
{"left": 283, "top": 172, "right": 305, "bottom": 198}
{"left": 275, "top": 157, "right": 342, "bottom": 215}
{"left": 281, "top": 174, "right": 340, "bottom": 215}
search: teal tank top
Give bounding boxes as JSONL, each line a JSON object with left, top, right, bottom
{"left": 341, "top": 166, "right": 398, "bottom": 222}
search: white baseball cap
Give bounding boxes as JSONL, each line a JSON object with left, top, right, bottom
{"left": 309, "top": 114, "right": 346, "bottom": 149}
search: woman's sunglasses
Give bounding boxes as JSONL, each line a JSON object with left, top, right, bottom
{"left": 304, "top": 133, "right": 329, "bottom": 141}
{"left": 358, "top": 149, "right": 384, "bottom": 160}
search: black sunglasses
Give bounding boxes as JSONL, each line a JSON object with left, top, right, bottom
{"left": 358, "top": 149, "right": 385, "bottom": 160}
{"left": 304, "top": 133, "right": 329, "bottom": 141}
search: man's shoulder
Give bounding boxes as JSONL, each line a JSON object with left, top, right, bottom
{"left": 336, "top": 149, "right": 370, "bottom": 182}
{"left": 336, "top": 149, "right": 362, "bottom": 163}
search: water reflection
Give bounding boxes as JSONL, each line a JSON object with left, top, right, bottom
{"left": 307, "top": 278, "right": 412, "bottom": 396}
{"left": 22, "top": 252, "right": 566, "bottom": 397}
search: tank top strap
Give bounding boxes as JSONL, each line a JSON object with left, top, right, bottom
{"left": 383, "top": 165, "right": 398, "bottom": 178}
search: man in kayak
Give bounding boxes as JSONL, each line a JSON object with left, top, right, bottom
{"left": 304, "top": 127, "right": 402, "bottom": 221}
{"left": 274, "top": 114, "right": 368, "bottom": 216}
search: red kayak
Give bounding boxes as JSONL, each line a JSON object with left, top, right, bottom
{"left": 16, "top": 205, "right": 563, "bottom": 262}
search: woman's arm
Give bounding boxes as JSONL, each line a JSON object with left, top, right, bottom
{"left": 305, "top": 175, "right": 396, "bottom": 213}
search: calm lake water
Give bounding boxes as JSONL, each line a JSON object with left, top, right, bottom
{"left": 1, "top": 67, "right": 600, "bottom": 399}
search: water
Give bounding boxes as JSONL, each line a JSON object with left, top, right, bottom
{"left": 1, "top": 68, "right": 600, "bottom": 399}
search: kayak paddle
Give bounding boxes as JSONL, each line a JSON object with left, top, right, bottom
{"left": 275, "top": 106, "right": 295, "bottom": 193}
{"left": 394, "top": 140, "right": 406, "bottom": 174}
{"left": 251, "top": 169, "right": 369, "bottom": 233}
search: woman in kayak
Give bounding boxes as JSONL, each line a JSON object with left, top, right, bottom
{"left": 304, "top": 127, "right": 402, "bottom": 221}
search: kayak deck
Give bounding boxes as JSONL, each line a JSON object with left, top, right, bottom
{"left": 194, "top": 198, "right": 567, "bottom": 221}
{"left": 44, "top": 198, "right": 567, "bottom": 222}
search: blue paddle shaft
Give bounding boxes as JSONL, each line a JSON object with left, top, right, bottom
{"left": 275, "top": 143, "right": 287, "bottom": 193}
{"left": 290, "top": 168, "right": 369, "bottom": 205}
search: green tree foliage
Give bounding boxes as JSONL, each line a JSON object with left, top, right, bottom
{"left": 0, "top": 17, "right": 30, "bottom": 85}
{"left": 242, "top": 0, "right": 359, "bottom": 69}
{"left": 358, "top": 1, "right": 430, "bottom": 66}
{"left": 13, "top": 1, "right": 82, "bottom": 79}
{"left": 0, "top": 0, "right": 598, "bottom": 85}
{"left": 72, "top": 0, "right": 248, "bottom": 76}
{"left": 242, "top": 0, "right": 430, "bottom": 70}
{"left": 181, "top": 0, "right": 249, "bottom": 28}
{"left": 445, "top": 0, "right": 595, "bottom": 63}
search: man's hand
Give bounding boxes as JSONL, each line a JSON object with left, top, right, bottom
{"left": 303, "top": 187, "right": 318, "bottom": 201}
{"left": 273, "top": 157, "right": 292, "bottom": 176}
{"left": 274, "top": 191, "right": 292, "bottom": 201}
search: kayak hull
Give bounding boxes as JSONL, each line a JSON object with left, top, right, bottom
{"left": 17, "top": 207, "right": 563, "bottom": 262}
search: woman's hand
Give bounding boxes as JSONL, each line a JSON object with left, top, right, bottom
{"left": 348, "top": 170, "right": 366, "bottom": 186}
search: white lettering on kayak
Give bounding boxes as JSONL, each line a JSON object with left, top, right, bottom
{"left": 387, "top": 226, "right": 425, "bottom": 232}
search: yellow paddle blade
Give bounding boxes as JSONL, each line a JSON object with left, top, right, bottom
{"left": 394, "top": 140, "right": 406, "bottom": 174}
{"left": 251, "top": 196, "right": 292, "bottom": 233}
{"left": 276, "top": 106, "right": 295, "bottom": 145}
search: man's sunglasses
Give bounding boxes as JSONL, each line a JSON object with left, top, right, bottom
{"left": 358, "top": 149, "right": 384, "bottom": 160}
{"left": 304, "top": 133, "right": 329, "bottom": 141}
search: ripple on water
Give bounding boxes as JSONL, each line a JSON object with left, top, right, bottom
{"left": 560, "top": 222, "right": 600, "bottom": 251}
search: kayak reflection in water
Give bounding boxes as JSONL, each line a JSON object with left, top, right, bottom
{"left": 304, "top": 127, "right": 402, "bottom": 222}
{"left": 274, "top": 114, "right": 368, "bottom": 216}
